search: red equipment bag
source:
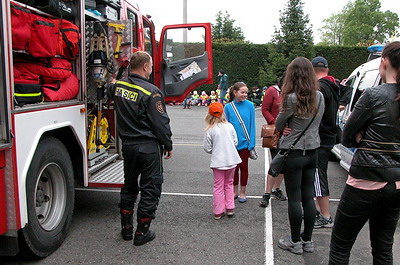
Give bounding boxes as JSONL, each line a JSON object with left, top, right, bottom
{"left": 57, "top": 19, "right": 80, "bottom": 59}
{"left": 10, "top": 3, "right": 32, "bottom": 51}
{"left": 28, "top": 14, "right": 59, "bottom": 57}
{"left": 14, "top": 58, "right": 72, "bottom": 83}
{"left": 13, "top": 67, "right": 43, "bottom": 107}
{"left": 14, "top": 67, "right": 40, "bottom": 84}
{"left": 42, "top": 73, "right": 79, "bottom": 101}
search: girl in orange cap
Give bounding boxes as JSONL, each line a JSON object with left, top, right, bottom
{"left": 203, "top": 102, "right": 242, "bottom": 219}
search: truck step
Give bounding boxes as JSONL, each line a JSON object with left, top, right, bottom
{"left": 88, "top": 160, "right": 124, "bottom": 188}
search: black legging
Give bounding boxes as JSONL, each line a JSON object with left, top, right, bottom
{"left": 282, "top": 149, "right": 317, "bottom": 242}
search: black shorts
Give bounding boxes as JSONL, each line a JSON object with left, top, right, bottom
{"left": 314, "top": 146, "right": 331, "bottom": 197}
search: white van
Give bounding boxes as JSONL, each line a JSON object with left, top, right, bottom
{"left": 332, "top": 57, "right": 382, "bottom": 171}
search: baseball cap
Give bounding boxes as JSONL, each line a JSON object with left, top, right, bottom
{"left": 312, "top": 56, "right": 328, "bottom": 68}
{"left": 208, "top": 102, "right": 224, "bottom": 118}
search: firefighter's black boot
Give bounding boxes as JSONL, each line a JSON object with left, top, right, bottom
{"left": 120, "top": 209, "right": 134, "bottom": 241}
{"left": 134, "top": 218, "right": 156, "bottom": 246}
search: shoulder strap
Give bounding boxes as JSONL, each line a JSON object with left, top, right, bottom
{"left": 289, "top": 98, "right": 322, "bottom": 150}
{"left": 230, "top": 102, "right": 251, "bottom": 142}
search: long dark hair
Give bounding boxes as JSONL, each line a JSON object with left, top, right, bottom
{"left": 280, "top": 57, "right": 319, "bottom": 116}
{"left": 228, "top": 82, "right": 247, "bottom": 102}
{"left": 382, "top": 41, "right": 400, "bottom": 116}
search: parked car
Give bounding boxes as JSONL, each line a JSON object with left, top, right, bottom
{"left": 332, "top": 57, "right": 382, "bottom": 171}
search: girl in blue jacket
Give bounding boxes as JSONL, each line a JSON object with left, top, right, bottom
{"left": 224, "top": 82, "right": 256, "bottom": 203}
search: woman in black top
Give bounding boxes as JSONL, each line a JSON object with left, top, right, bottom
{"left": 329, "top": 42, "right": 400, "bottom": 264}
{"left": 275, "top": 57, "right": 325, "bottom": 255}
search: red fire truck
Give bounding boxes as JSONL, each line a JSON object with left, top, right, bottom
{"left": 0, "top": 0, "right": 213, "bottom": 257}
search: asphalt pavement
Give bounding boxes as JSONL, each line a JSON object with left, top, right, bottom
{"left": 3, "top": 105, "right": 400, "bottom": 265}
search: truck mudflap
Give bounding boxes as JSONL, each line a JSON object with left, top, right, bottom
{"left": 0, "top": 235, "right": 19, "bottom": 256}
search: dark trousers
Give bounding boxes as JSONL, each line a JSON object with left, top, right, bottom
{"left": 329, "top": 183, "right": 400, "bottom": 265}
{"left": 183, "top": 98, "right": 191, "bottom": 108}
{"left": 314, "top": 146, "right": 331, "bottom": 197}
{"left": 120, "top": 142, "right": 163, "bottom": 221}
{"left": 234, "top": 149, "right": 250, "bottom": 186}
{"left": 282, "top": 149, "right": 317, "bottom": 242}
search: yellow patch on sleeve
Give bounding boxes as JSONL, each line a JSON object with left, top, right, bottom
{"left": 155, "top": 101, "right": 165, "bottom": 114}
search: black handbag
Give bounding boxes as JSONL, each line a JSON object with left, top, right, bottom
{"left": 269, "top": 100, "right": 321, "bottom": 177}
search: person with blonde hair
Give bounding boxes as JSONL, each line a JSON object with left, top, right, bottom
{"left": 203, "top": 102, "right": 242, "bottom": 219}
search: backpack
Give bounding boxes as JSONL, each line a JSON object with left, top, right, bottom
{"left": 57, "top": 19, "right": 80, "bottom": 59}
{"left": 10, "top": 3, "right": 32, "bottom": 51}
{"left": 34, "top": 0, "right": 77, "bottom": 19}
{"left": 28, "top": 14, "right": 59, "bottom": 57}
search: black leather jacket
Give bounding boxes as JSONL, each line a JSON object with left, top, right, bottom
{"left": 342, "top": 83, "right": 400, "bottom": 182}
{"left": 107, "top": 73, "right": 173, "bottom": 151}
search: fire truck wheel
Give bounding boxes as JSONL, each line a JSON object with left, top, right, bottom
{"left": 19, "top": 137, "right": 74, "bottom": 258}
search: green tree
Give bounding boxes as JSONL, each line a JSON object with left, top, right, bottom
{"left": 320, "top": 0, "right": 399, "bottom": 46}
{"left": 319, "top": 13, "right": 346, "bottom": 45}
{"left": 212, "top": 11, "right": 245, "bottom": 42}
{"left": 259, "top": 0, "right": 313, "bottom": 86}
{"left": 272, "top": 0, "right": 314, "bottom": 58}
{"left": 258, "top": 45, "right": 288, "bottom": 86}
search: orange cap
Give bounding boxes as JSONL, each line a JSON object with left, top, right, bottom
{"left": 208, "top": 102, "right": 224, "bottom": 117}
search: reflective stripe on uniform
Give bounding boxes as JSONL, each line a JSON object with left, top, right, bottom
{"left": 116, "top": 81, "right": 151, "bottom": 96}
{"left": 14, "top": 92, "right": 42, "bottom": 97}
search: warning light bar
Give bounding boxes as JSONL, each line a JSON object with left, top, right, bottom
{"left": 367, "top": 44, "right": 384, "bottom": 53}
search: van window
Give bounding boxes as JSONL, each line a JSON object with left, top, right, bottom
{"left": 345, "top": 76, "right": 356, "bottom": 89}
{"left": 163, "top": 27, "right": 205, "bottom": 62}
{"left": 127, "top": 9, "right": 138, "bottom": 47}
{"left": 0, "top": 5, "right": 10, "bottom": 144}
{"left": 350, "top": 69, "right": 379, "bottom": 111}
{"left": 143, "top": 19, "right": 153, "bottom": 56}
{"left": 358, "top": 69, "right": 379, "bottom": 91}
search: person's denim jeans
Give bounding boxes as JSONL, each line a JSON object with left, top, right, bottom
{"left": 329, "top": 183, "right": 400, "bottom": 265}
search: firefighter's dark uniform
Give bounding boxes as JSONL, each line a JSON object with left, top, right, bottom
{"left": 108, "top": 73, "right": 172, "bottom": 221}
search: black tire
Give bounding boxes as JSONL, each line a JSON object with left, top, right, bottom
{"left": 19, "top": 137, "right": 74, "bottom": 258}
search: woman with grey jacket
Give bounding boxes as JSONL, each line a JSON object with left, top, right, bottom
{"left": 275, "top": 57, "right": 325, "bottom": 255}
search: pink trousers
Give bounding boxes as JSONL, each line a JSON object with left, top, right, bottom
{"left": 212, "top": 168, "right": 236, "bottom": 215}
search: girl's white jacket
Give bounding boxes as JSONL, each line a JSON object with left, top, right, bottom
{"left": 203, "top": 122, "right": 242, "bottom": 169}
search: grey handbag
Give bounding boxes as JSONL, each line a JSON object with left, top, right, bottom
{"left": 269, "top": 100, "right": 321, "bottom": 177}
{"left": 230, "top": 102, "right": 258, "bottom": 160}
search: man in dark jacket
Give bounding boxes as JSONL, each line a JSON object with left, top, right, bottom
{"left": 312, "top": 56, "right": 340, "bottom": 229}
{"left": 108, "top": 51, "right": 173, "bottom": 246}
{"left": 217, "top": 70, "right": 229, "bottom": 103}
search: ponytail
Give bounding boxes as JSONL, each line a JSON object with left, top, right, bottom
{"left": 228, "top": 82, "right": 247, "bottom": 102}
{"left": 382, "top": 41, "right": 400, "bottom": 85}
{"left": 382, "top": 41, "right": 400, "bottom": 118}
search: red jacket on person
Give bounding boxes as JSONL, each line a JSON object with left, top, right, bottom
{"left": 261, "top": 86, "right": 281, "bottom": 124}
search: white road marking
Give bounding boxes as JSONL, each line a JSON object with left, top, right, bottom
{"left": 75, "top": 188, "right": 342, "bottom": 202}
{"left": 173, "top": 143, "right": 203, "bottom": 146}
{"left": 75, "top": 188, "right": 264, "bottom": 198}
{"left": 264, "top": 148, "right": 274, "bottom": 265}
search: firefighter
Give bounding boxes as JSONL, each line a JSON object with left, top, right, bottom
{"left": 107, "top": 51, "right": 173, "bottom": 246}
